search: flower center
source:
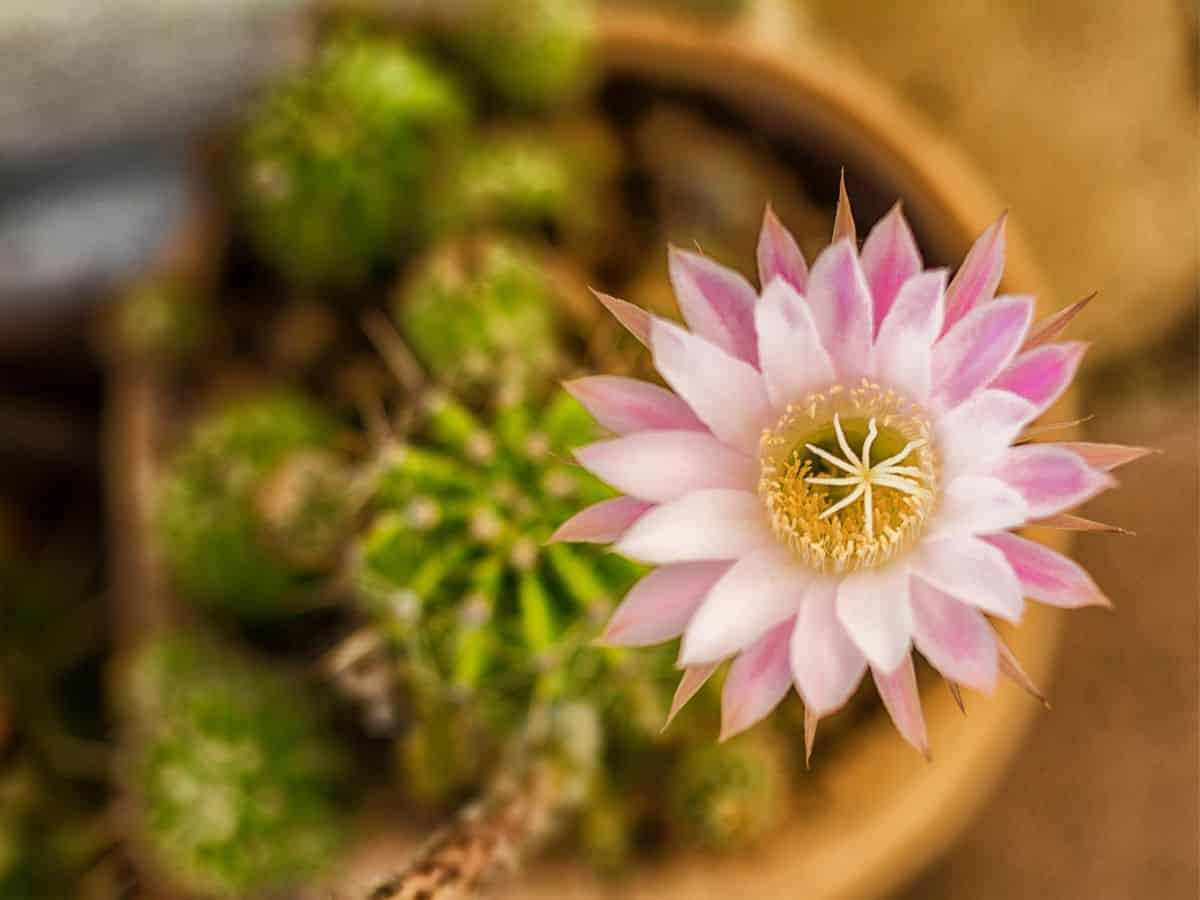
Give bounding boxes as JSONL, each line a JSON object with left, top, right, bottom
{"left": 759, "top": 382, "right": 938, "bottom": 574}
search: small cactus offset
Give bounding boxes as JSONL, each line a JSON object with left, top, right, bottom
{"left": 433, "top": 131, "right": 580, "bottom": 237}
{"left": 122, "top": 633, "right": 354, "bottom": 898}
{"left": 158, "top": 391, "right": 350, "bottom": 619}
{"left": 394, "top": 238, "right": 562, "bottom": 394}
{"left": 451, "top": 0, "right": 595, "bottom": 110}
{"left": 235, "top": 33, "right": 468, "bottom": 285}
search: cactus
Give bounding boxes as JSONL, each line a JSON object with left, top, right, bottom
{"left": 235, "top": 33, "right": 468, "bottom": 285}
{"left": 394, "top": 238, "right": 561, "bottom": 395}
{"left": 452, "top": 0, "right": 594, "bottom": 110}
{"left": 354, "top": 386, "right": 677, "bottom": 808}
{"left": 158, "top": 391, "right": 347, "bottom": 619}
{"left": 666, "top": 737, "right": 788, "bottom": 851}
{"left": 436, "top": 132, "right": 576, "bottom": 235}
{"left": 123, "top": 633, "right": 353, "bottom": 898}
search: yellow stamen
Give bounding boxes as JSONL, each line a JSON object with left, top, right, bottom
{"left": 759, "top": 382, "right": 939, "bottom": 574}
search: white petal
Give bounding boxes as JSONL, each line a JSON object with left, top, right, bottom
{"left": 720, "top": 620, "right": 795, "bottom": 740}
{"left": 790, "top": 577, "right": 867, "bottom": 715}
{"left": 911, "top": 535, "right": 1024, "bottom": 622}
{"left": 871, "top": 269, "right": 946, "bottom": 401}
{"left": 804, "top": 240, "right": 874, "bottom": 381}
{"left": 926, "top": 474, "right": 1029, "bottom": 539}
{"left": 909, "top": 577, "right": 998, "bottom": 692}
{"left": 872, "top": 656, "right": 929, "bottom": 756}
{"left": 600, "top": 561, "right": 733, "bottom": 646}
{"left": 651, "top": 319, "right": 770, "bottom": 456}
{"left": 935, "top": 389, "right": 1037, "bottom": 478}
{"left": 755, "top": 278, "right": 836, "bottom": 412}
{"left": 574, "top": 431, "right": 756, "bottom": 502}
{"left": 836, "top": 565, "right": 913, "bottom": 672}
{"left": 680, "top": 545, "right": 809, "bottom": 664}
{"left": 613, "top": 489, "right": 772, "bottom": 565}
{"left": 932, "top": 295, "right": 1034, "bottom": 410}
{"left": 669, "top": 248, "right": 760, "bottom": 366}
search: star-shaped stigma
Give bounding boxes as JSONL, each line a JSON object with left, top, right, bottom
{"left": 804, "top": 414, "right": 931, "bottom": 540}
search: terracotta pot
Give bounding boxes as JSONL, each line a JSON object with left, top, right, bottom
{"left": 108, "top": 11, "right": 1073, "bottom": 900}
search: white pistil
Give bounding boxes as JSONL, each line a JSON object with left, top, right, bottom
{"left": 805, "top": 413, "right": 930, "bottom": 540}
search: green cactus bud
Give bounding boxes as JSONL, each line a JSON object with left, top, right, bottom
{"left": 255, "top": 449, "right": 356, "bottom": 572}
{"left": 123, "top": 633, "right": 352, "bottom": 898}
{"left": 235, "top": 33, "right": 468, "bottom": 285}
{"left": 666, "top": 737, "right": 788, "bottom": 852}
{"left": 108, "top": 274, "right": 210, "bottom": 365}
{"left": 394, "top": 238, "right": 559, "bottom": 393}
{"left": 158, "top": 391, "right": 342, "bottom": 619}
{"left": 453, "top": 0, "right": 594, "bottom": 110}
{"left": 434, "top": 132, "right": 575, "bottom": 235}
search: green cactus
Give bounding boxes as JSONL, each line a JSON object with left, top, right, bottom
{"left": 452, "top": 0, "right": 594, "bottom": 110}
{"left": 123, "top": 633, "right": 353, "bottom": 898}
{"left": 435, "top": 132, "right": 575, "bottom": 235}
{"left": 158, "top": 391, "right": 346, "bottom": 619}
{"left": 666, "top": 737, "right": 788, "bottom": 851}
{"left": 235, "top": 33, "right": 468, "bottom": 285}
{"left": 354, "top": 386, "right": 679, "bottom": 808}
{"left": 394, "top": 238, "right": 561, "bottom": 394}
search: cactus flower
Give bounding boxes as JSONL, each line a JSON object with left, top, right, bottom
{"left": 557, "top": 185, "right": 1150, "bottom": 757}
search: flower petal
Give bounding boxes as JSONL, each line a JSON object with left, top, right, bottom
{"left": 832, "top": 171, "right": 857, "bottom": 244}
{"left": 601, "top": 561, "right": 733, "bottom": 646}
{"left": 790, "top": 577, "right": 867, "bottom": 716}
{"left": 911, "top": 535, "right": 1024, "bottom": 622}
{"left": 757, "top": 205, "right": 808, "bottom": 293}
{"left": 860, "top": 203, "right": 923, "bottom": 332}
{"left": 720, "top": 620, "right": 795, "bottom": 740}
{"left": 564, "top": 376, "right": 706, "bottom": 435}
{"left": 926, "top": 474, "right": 1030, "bottom": 539}
{"left": 836, "top": 565, "right": 913, "bottom": 672}
{"left": 755, "top": 278, "right": 836, "bottom": 411}
{"left": 549, "top": 496, "right": 653, "bottom": 544}
{"left": 664, "top": 663, "right": 720, "bottom": 728}
{"left": 575, "top": 431, "right": 756, "bottom": 502}
{"left": 941, "top": 211, "right": 1006, "bottom": 335}
{"left": 991, "top": 341, "right": 1087, "bottom": 418}
{"left": 680, "top": 545, "right": 808, "bottom": 664}
{"left": 1033, "top": 511, "right": 1131, "bottom": 534}
{"left": 1023, "top": 292, "right": 1095, "bottom": 349}
{"left": 592, "top": 290, "right": 651, "bottom": 347}
{"left": 650, "top": 319, "right": 771, "bottom": 456}
{"left": 1046, "top": 442, "right": 1156, "bottom": 472}
{"left": 871, "top": 269, "right": 946, "bottom": 401}
{"left": 909, "top": 578, "right": 998, "bottom": 692}
{"left": 932, "top": 294, "right": 1034, "bottom": 410}
{"left": 668, "top": 247, "right": 759, "bottom": 366}
{"left": 995, "top": 632, "right": 1048, "bottom": 706}
{"left": 936, "top": 388, "right": 1037, "bottom": 478}
{"left": 872, "top": 656, "right": 929, "bottom": 757}
{"left": 982, "top": 532, "right": 1110, "bottom": 609}
{"left": 805, "top": 239, "right": 874, "bottom": 381}
{"left": 614, "top": 489, "right": 772, "bottom": 564}
{"left": 988, "top": 445, "right": 1117, "bottom": 519}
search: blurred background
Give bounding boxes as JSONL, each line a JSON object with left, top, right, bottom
{"left": 0, "top": 1, "right": 1195, "bottom": 898}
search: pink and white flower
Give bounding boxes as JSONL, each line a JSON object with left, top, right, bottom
{"left": 554, "top": 184, "right": 1150, "bottom": 758}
